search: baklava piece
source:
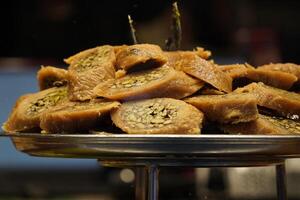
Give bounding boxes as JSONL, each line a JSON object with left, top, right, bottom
{"left": 67, "top": 45, "right": 116, "bottom": 101}
{"left": 37, "top": 66, "right": 68, "bottom": 90}
{"left": 2, "top": 87, "right": 67, "bottom": 133}
{"left": 40, "top": 99, "right": 120, "bottom": 133}
{"left": 94, "top": 65, "right": 204, "bottom": 101}
{"left": 222, "top": 114, "right": 300, "bottom": 135}
{"left": 234, "top": 82, "right": 300, "bottom": 119}
{"left": 111, "top": 98, "right": 204, "bottom": 134}
{"left": 185, "top": 93, "right": 258, "bottom": 124}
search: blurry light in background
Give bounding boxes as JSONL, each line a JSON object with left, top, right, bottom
{"left": 119, "top": 168, "right": 135, "bottom": 183}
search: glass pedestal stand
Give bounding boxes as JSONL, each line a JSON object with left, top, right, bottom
{"left": 8, "top": 133, "right": 300, "bottom": 200}
{"left": 101, "top": 159, "right": 287, "bottom": 200}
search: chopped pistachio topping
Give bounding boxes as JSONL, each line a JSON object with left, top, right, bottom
{"left": 73, "top": 47, "right": 112, "bottom": 73}
{"left": 73, "top": 53, "right": 97, "bottom": 72}
{"left": 110, "top": 66, "right": 169, "bottom": 89}
{"left": 121, "top": 47, "right": 156, "bottom": 58}
{"left": 27, "top": 88, "right": 67, "bottom": 115}
{"left": 122, "top": 99, "right": 178, "bottom": 129}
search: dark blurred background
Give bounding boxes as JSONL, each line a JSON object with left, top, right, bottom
{"left": 1, "top": 0, "right": 300, "bottom": 199}
{"left": 1, "top": 0, "right": 300, "bottom": 70}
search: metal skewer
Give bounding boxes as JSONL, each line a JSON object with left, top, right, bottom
{"left": 165, "top": 1, "right": 182, "bottom": 50}
{"left": 128, "top": 15, "right": 138, "bottom": 45}
{"left": 172, "top": 2, "right": 182, "bottom": 50}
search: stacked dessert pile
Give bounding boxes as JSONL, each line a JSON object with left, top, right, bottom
{"left": 3, "top": 44, "right": 300, "bottom": 135}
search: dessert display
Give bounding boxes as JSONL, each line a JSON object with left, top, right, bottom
{"left": 3, "top": 43, "right": 300, "bottom": 135}
{"left": 2, "top": 2, "right": 300, "bottom": 135}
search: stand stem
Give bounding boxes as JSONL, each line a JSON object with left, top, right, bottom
{"left": 135, "top": 167, "right": 147, "bottom": 200}
{"left": 135, "top": 165, "right": 159, "bottom": 200}
{"left": 276, "top": 162, "right": 287, "bottom": 200}
{"left": 148, "top": 165, "right": 159, "bottom": 200}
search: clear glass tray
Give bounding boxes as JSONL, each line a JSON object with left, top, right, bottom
{"left": 5, "top": 132, "right": 300, "bottom": 167}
